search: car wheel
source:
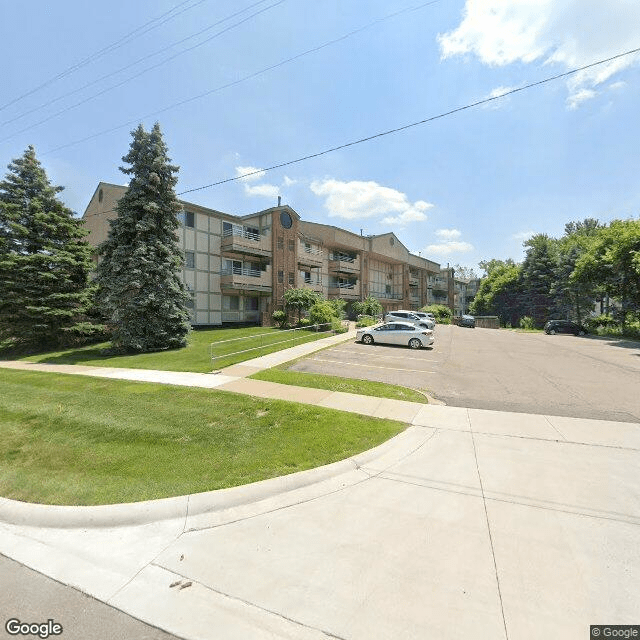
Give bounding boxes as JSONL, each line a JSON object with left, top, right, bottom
{"left": 549, "top": 329, "right": 556, "bottom": 335}
{"left": 578, "top": 330, "right": 586, "bottom": 336}
{"left": 362, "top": 334, "right": 374, "bottom": 345}
{"left": 408, "top": 338, "right": 422, "bottom": 349}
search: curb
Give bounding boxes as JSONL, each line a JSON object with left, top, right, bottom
{"left": 0, "top": 426, "right": 424, "bottom": 529}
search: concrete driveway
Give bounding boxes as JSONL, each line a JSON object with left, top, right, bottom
{"left": 289, "top": 325, "right": 640, "bottom": 422}
{"left": 1, "top": 407, "right": 638, "bottom": 640}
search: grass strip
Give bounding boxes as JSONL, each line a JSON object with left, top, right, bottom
{"left": 7, "top": 327, "right": 331, "bottom": 373}
{"left": 0, "top": 369, "right": 404, "bottom": 506}
{"left": 250, "top": 364, "right": 429, "bottom": 404}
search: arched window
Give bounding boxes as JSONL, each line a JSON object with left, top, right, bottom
{"left": 98, "top": 188, "right": 103, "bottom": 203}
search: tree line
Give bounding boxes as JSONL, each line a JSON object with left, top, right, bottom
{"left": 470, "top": 218, "right": 640, "bottom": 335}
{"left": 1, "top": 123, "right": 190, "bottom": 354}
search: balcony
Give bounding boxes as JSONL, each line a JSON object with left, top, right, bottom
{"left": 329, "top": 253, "right": 360, "bottom": 274}
{"left": 328, "top": 282, "right": 360, "bottom": 299}
{"left": 221, "top": 226, "right": 271, "bottom": 258}
{"left": 409, "top": 275, "right": 420, "bottom": 287}
{"left": 221, "top": 311, "right": 260, "bottom": 323}
{"left": 221, "top": 266, "right": 271, "bottom": 293}
{"left": 298, "top": 243, "right": 324, "bottom": 266}
{"left": 298, "top": 276, "right": 323, "bottom": 293}
{"left": 370, "top": 289, "right": 403, "bottom": 300}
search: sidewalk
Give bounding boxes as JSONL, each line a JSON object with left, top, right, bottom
{"left": 0, "top": 332, "right": 639, "bottom": 639}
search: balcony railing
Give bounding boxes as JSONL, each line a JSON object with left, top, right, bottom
{"left": 302, "top": 245, "right": 323, "bottom": 256}
{"left": 221, "top": 266, "right": 261, "bottom": 278}
{"left": 370, "top": 289, "right": 403, "bottom": 300}
{"left": 329, "top": 281, "right": 356, "bottom": 289}
{"left": 223, "top": 226, "right": 261, "bottom": 241}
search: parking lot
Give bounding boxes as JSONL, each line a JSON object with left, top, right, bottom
{"left": 289, "top": 324, "right": 640, "bottom": 422}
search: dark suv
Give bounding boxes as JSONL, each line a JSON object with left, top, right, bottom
{"left": 544, "top": 320, "right": 587, "bottom": 336}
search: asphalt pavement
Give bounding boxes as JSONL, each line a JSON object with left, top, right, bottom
{"left": 289, "top": 325, "right": 640, "bottom": 422}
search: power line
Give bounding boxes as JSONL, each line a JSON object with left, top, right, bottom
{"left": 81, "top": 45, "right": 640, "bottom": 222}
{"left": 0, "top": 0, "right": 286, "bottom": 144}
{"left": 43, "top": 0, "right": 442, "bottom": 155}
{"left": 1, "top": 0, "right": 277, "bottom": 129}
{"left": 177, "top": 46, "right": 640, "bottom": 194}
{"left": 0, "top": 0, "right": 207, "bottom": 113}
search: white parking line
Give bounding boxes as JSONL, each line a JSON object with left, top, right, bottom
{"left": 310, "top": 357, "right": 436, "bottom": 373}
{"left": 327, "top": 349, "right": 439, "bottom": 363}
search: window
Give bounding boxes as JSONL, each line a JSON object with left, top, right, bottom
{"left": 245, "top": 297, "right": 259, "bottom": 311}
{"left": 385, "top": 284, "right": 392, "bottom": 295}
{"left": 185, "top": 251, "right": 195, "bottom": 269}
{"left": 98, "top": 188, "right": 103, "bottom": 203}
{"left": 185, "top": 295, "right": 195, "bottom": 310}
{"left": 222, "top": 296, "right": 239, "bottom": 311}
{"left": 180, "top": 210, "right": 195, "bottom": 227}
{"left": 288, "top": 272, "right": 295, "bottom": 285}
{"left": 288, "top": 239, "right": 295, "bottom": 251}
{"left": 278, "top": 270, "right": 284, "bottom": 283}
{"left": 277, "top": 236, "right": 284, "bottom": 249}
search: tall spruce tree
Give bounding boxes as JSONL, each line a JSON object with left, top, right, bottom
{"left": 96, "top": 123, "right": 190, "bottom": 352}
{"left": 0, "top": 146, "right": 95, "bottom": 348}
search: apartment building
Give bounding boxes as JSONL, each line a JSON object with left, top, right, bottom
{"left": 82, "top": 182, "right": 449, "bottom": 325}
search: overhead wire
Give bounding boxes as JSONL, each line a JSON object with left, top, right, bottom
{"left": 0, "top": 0, "right": 279, "bottom": 129}
{"left": 0, "top": 0, "right": 286, "bottom": 144}
{"left": 79, "top": 44, "right": 640, "bottom": 221}
{"left": 0, "top": 0, "right": 208, "bottom": 113}
{"left": 42, "top": 0, "right": 442, "bottom": 155}
{"left": 177, "top": 47, "right": 640, "bottom": 194}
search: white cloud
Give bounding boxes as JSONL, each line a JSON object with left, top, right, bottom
{"left": 283, "top": 175, "right": 297, "bottom": 186}
{"left": 244, "top": 183, "right": 279, "bottom": 198}
{"left": 310, "top": 179, "right": 433, "bottom": 227}
{"left": 425, "top": 240, "right": 474, "bottom": 256}
{"left": 567, "top": 88, "right": 597, "bottom": 110}
{"left": 435, "top": 228, "right": 462, "bottom": 240}
{"left": 512, "top": 229, "right": 535, "bottom": 241}
{"left": 438, "top": 0, "right": 640, "bottom": 108}
{"left": 480, "top": 85, "right": 517, "bottom": 109}
{"left": 235, "top": 165, "right": 266, "bottom": 182}
{"left": 609, "top": 81, "right": 626, "bottom": 91}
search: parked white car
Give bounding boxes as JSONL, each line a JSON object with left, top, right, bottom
{"left": 385, "top": 310, "right": 435, "bottom": 330}
{"left": 356, "top": 321, "right": 434, "bottom": 349}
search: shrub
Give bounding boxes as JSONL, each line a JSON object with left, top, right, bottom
{"left": 297, "top": 318, "right": 311, "bottom": 328}
{"left": 421, "top": 304, "right": 452, "bottom": 324}
{"left": 352, "top": 296, "right": 383, "bottom": 319}
{"left": 585, "top": 314, "right": 617, "bottom": 330}
{"left": 272, "top": 310, "right": 287, "bottom": 328}
{"left": 309, "top": 301, "right": 337, "bottom": 327}
{"left": 356, "top": 315, "right": 376, "bottom": 328}
{"left": 519, "top": 316, "right": 535, "bottom": 330}
{"left": 331, "top": 318, "right": 348, "bottom": 333}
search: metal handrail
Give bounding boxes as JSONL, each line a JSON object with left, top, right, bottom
{"left": 221, "top": 266, "right": 262, "bottom": 277}
{"left": 330, "top": 254, "right": 356, "bottom": 263}
{"left": 223, "top": 226, "right": 261, "bottom": 241}
{"left": 302, "top": 245, "right": 323, "bottom": 256}
{"left": 329, "top": 282, "right": 356, "bottom": 289}
{"left": 210, "top": 322, "right": 347, "bottom": 369}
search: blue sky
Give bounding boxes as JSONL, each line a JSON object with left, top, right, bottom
{"left": 2, "top": 0, "right": 639, "bottom": 272}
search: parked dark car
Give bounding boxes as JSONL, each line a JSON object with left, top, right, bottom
{"left": 544, "top": 320, "right": 588, "bottom": 336}
{"left": 460, "top": 314, "right": 475, "bottom": 328}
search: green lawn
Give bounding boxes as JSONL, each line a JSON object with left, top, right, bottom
{"left": 8, "top": 326, "right": 334, "bottom": 373}
{"left": 250, "top": 365, "right": 429, "bottom": 403}
{"left": 0, "top": 369, "right": 405, "bottom": 506}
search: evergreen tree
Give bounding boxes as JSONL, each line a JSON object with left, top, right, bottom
{"left": 521, "top": 234, "right": 559, "bottom": 326}
{"left": 0, "top": 146, "right": 95, "bottom": 349}
{"left": 96, "top": 123, "right": 190, "bottom": 352}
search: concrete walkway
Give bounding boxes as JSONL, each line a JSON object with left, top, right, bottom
{"left": 0, "top": 332, "right": 639, "bottom": 639}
